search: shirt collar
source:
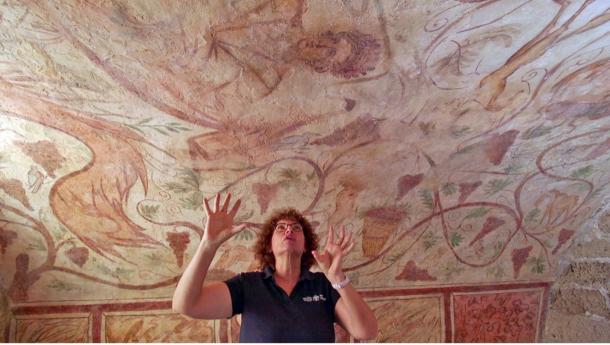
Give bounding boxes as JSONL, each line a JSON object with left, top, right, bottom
{"left": 262, "top": 266, "right": 314, "bottom": 281}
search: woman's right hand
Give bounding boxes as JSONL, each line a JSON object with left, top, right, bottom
{"left": 202, "top": 192, "right": 246, "bottom": 248}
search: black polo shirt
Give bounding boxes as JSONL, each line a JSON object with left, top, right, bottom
{"left": 224, "top": 266, "right": 341, "bottom": 343}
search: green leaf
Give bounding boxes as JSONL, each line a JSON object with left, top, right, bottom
{"left": 455, "top": 144, "right": 476, "bottom": 155}
{"left": 521, "top": 125, "right": 553, "bottom": 140}
{"left": 423, "top": 239, "right": 436, "bottom": 250}
{"left": 418, "top": 121, "right": 436, "bottom": 135}
{"left": 145, "top": 252, "right": 163, "bottom": 262}
{"left": 422, "top": 231, "right": 439, "bottom": 251}
{"left": 279, "top": 168, "right": 301, "bottom": 181}
{"left": 591, "top": 187, "right": 605, "bottom": 199}
{"left": 139, "top": 204, "right": 160, "bottom": 219}
{"left": 484, "top": 178, "right": 512, "bottom": 195}
{"left": 26, "top": 237, "right": 46, "bottom": 251}
{"left": 163, "top": 182, "right": 191, "bottom": 193}
{"left": 125, "top": 124, "right": 145, "bottom": 134}
{"left": 491, "top": 241, "right": 504, "bottom": 257}
{"left": 235, "top": 229, "right": 254, "bottom": 241}
{"left": 486, "top": 265, "right": 505, "bottom": 278}
{"left": 442, "top": 182, "right": 457, "bottom": 196}
{"left": 443, "top": 262, "right": 464, "bottom": 279}
{"left": 96, "top": 264, "right": 113, "bottom": 275}
{"left": 450, "top": 233, "right": 463, "bottom": 247}
{"left": 570, "top": 165, "right": 593, "bottom": 179}
{"left": 136, "top": 117, "right": 153, "bottom": 125}
{"left": 464, "top": 207, "right": 489, "bottom": 220}
{"left": 48, "top": 279, "right": 76, "bottom": 291}
{"left": 181, "top": 191, "right": 204, "bottom": 210}
{"left": 115, "top": 267, "right": 135, "bottom": 276}
{"left": 503, "top": 163, "right": 521, "bottom": 174}
{"left": 529, "top": 256, "right": 545, "bottom": 274}
{"left": 524, "top": 208, "right": 540, "bottom": 223}
{"left": 419, "top": 189, "right": 434, "bottom": 210}
{"left": 450, "top": 126, "right": 471, "bottom": 138}
{"left": 278, "top": 179, "right": 291, "bottom": 189}
{"left": 179, "top": 169, "right": 201, "bottom": 189}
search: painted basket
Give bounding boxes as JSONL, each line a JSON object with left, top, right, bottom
{"left": 361, "top": 207, "right": 406, "bottom": 257}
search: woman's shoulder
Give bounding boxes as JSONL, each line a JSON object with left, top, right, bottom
{"left": 307, "top": 270, "right": 332, "bottom": 283}
{"left": 237, "top": 270, "right": 268, "bottom": 281}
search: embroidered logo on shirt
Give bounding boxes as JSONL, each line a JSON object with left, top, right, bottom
{"left": 303, "top": 294, "right": 326, "bottom": 302}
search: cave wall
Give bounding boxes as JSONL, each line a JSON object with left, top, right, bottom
{"left": 543, "top": 206, "right": 610, "bottom": 342}
{"left": 1, "top": 0, "right": 609, "bottom": 342}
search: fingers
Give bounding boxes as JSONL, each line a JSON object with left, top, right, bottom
{"left": 206, "top": 192, "right": 239, "bottom": 215}
{"left": 221, "top": 193, "right": 231, "bottom": 212}
{"left": 311, "top": 250, "right": 329, "bottom": 268}
{"left": 203, "top": 197, "right": 212, "bottom": 215}
{"left": 343, "top": 240, "right": 355, "bottom": 255}
{"left": 327, "top": 225, "right": 335, "bottom": 248}
{"left": 228, "top": 198, "right": 242, "bottom": 218}
{"left": 341, "top": 229, "right": 353, "bottom": 249}
{"left": 336, "top": 226, "right": 346, "bottom": 247}
{"left": 214, "top": 193, "right": 221, "bottom": 212}
{"left": 231, "top": 223, "right": 247, "bottom": 234}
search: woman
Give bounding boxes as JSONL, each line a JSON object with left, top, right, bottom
{"left": 172, "top": 193, "right": 378, "bottom": 342}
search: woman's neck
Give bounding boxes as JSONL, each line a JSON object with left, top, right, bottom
{"left": 273, "top": 253, "right": 301, "bottom": 282}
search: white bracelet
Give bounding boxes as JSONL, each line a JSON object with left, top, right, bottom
{"left": 331, "top": 275, "right": 350, "bottom": 290}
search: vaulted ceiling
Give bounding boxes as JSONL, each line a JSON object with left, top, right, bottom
{"left": 0, "top": 0, "right": 609, "bottom": 331}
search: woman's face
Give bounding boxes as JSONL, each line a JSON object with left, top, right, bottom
{"left": 270, "top": 217, "right": 306, "bottom": 257}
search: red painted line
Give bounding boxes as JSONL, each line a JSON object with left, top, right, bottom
{"left": 4, "top": 322, "right": 9, "bottom": 342}
{"left": 12, "top": 300, "right": 172, "bottom": 315}
{"left": 91, "top": 307, "right": 102, "bottom": 343}
{"left": 359, "top": 281, "right": 550, "bottom": 298}
{"left": 538, "top": 285, "right": 551, "bottom": 342}
{"left": 11, "top": 283, "right": 550, "bottom": 315}
{"left": 443, "top": 291, "right": 452, "bottom": 343}
{"left": 219, "top": 319, "right": 228, "bottom": 343}
{"left": 9, "top": 282, "right": 552, "bottom": 343}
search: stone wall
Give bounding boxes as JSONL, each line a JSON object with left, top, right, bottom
{"left": 544, "top": 206, "right": 610, "bottom": 342}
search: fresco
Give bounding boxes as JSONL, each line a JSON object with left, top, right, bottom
{"left": 369, "top": 295, "right": 444, "bottom": 342}
{"left": 104, "top": 312, "right": 215, "bottom": 342}
{"left": 452, "top": 289, "right": 544, "bottom": 342}
{"left": 0, "top": 0, "right": 609, "bottom": 341}
{"left": 13, "top": 314, "right": 90, "bottom": 342}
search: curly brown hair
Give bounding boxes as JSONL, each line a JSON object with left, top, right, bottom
{"left": 254, "top": 208, "right": 319, "bottom": 270}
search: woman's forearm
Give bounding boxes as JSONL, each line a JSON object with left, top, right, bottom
{"left": 334, "top": 278, "right": 378, "bottom": 340}
{"left": 171, "top": 240, "right": 219, "bottom": 315}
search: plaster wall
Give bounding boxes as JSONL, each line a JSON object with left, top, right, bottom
{"left": 1, "top": 0, "right": 609, "bottom": 342}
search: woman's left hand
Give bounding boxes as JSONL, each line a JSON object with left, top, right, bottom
{"left": 312, "top": 224, "right": 355, "bottom": 283}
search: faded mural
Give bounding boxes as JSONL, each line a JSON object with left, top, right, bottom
{"left": 0, "top": 0, "right": 609, "bottom": 342}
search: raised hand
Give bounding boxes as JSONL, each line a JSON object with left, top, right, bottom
{"left": 312, "top": 224, "right": 355, "bottom": 283}
{"left": 202, "top": 192, "right": 246, "bottom": 248}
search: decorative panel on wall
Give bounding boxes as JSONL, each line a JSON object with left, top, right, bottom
{"left": 451, "top": 288, "right": 544, "bottom": 342}
{"left": 369, "top": 295, "right": 444, "bottom": 342}
{"left": 103, "top": 311, "right": 215, "bottom": 342}
{"left": 7, "top": 282, "right": 550, "bottom": 342}
{"left": 11, "top": 313, "right": 91, "bottom": 342}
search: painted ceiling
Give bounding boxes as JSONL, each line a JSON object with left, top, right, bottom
{"left": 0, "top": 0, "right": 609, "bottom": 308}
